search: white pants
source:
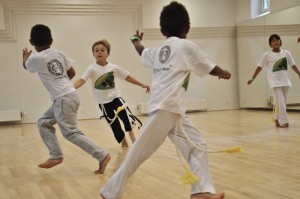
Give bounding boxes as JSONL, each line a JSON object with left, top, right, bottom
{"left": 100, "top": 110, "right": 216, "bottom": 199}
{"left": 273, "top": 86, "right": 289, "bottom": 125}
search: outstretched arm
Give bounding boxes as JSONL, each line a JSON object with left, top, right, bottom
{"left": 125, "top": 75, "right": 150, "bottom": 93}
{"left": 209, "top": 65, "right": 231, "bottom": 79}
{"left": 247, "top": 66, "right": 262, "bottom": 85}
{"left": 22, "top": 48, "right": 32, "bottom": 69}
{"left": 73, "top": 78, "right": 86, "bottom": 89}
{"left": 291, "top": 65, "right": 300, "bottom": 79}
{"left": 131, "top": 30, "right": 145, "bottom": 56}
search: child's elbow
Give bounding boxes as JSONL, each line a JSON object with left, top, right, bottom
{"left": 67, "top": 68, "right": 76, "bottom": 79}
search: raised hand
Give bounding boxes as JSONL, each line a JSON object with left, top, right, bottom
{"left": 133, "top": 30, "right": 144, "bottom": 41}
{"left": 22, "top": 48, "right": 32, "bottom": 69}
{"left": 22, "top": 48, "right": 32, "bottom": 61}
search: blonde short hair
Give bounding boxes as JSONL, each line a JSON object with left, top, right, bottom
{"left": 92, "top": 39, "right": 111, "bottom": 54}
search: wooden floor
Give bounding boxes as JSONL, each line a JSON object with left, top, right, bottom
{"left": 0, "top": 109, "right": 300, "bottom": 199}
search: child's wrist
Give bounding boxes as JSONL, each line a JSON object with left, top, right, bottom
{"left": 130, "top": 36, "right": 140, "bottom": 42}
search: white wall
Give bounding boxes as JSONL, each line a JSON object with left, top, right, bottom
{"left": 236, "top": 0, "right": 252, "bottom": 23}
{"left": 142, "top": 0, "right": 237, "bottom": 28}
{"left": 236, "top": 0, "right": 300, "bottom": 108}
{"left": 1, "top": 0, "right": 299, "bottom": 123}
{"left": 236, "top": 0, "right": 300, "bottom": 24}
{"left": 237, "top": 5, "right": 300, "bottom": 108}
{"left": 0, "top": 3, "right": 4, "bottom": 29}
{"left": 271, "top": 0, "right": 300, "bottom": 12}
{"left": 0, "top": 0, "right": 145, "bottom": 123}
{"left": 0, "top": 0, "right": 238, "bottom": 123}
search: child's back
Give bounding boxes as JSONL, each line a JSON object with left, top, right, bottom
{"left": 22, "top": 24, "right": 111, "bottom": 173}
{"left": 26, "top": 48, "right": 75, "bottom": 100}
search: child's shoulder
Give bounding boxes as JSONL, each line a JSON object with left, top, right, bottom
{"left": 281, "top": 49, "right": 291, "bottom": 54}
{"left": 179, "top": 38, "right": 199, "bottom": 50}
{"left": 54, "top": 49, "right": 70, "bottom": 58}
{"left": 106, "top": 62, "right": 121, "bottom": 68}
{"left": 41, "top": 48, "right": 67, "bottom": 58}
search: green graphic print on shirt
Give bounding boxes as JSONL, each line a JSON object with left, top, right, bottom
{"left": 273, "top": 57, "right": 287, "bottom": 72}
{"left": 95, "top": 71, "right": 115, "bottom": 90}
{"left": 182, "top": 72, "right": 191, "bottom": 91}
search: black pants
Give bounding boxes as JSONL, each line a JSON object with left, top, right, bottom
{"left": 99, "top": 98, "right": 133, "bottom": 143}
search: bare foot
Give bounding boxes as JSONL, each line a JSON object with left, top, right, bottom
{"left": 191, "top": 192, "right": 225, "bottom": 199}
{"left": 121, "top": 137, "right": 129, "bottom": 148}
{"left": 100, "top": 193, "right": 106, "bottom": 199}
{"left": 274, "top": 120, "right": 280, "bottom": 127}
{"left": 279, "top": 123, "right": 289, "bottom": 128}
{"left": 38, "top": 158, "right": 63, "bottom": 169}
{"left": 95, "top": 154, "right": 111, "bottom": 174}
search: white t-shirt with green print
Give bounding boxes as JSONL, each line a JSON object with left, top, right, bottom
{"left": 141, "top": 37, "right": 215, "bottom": 115}
{"left": 258, "top": 50, "right": 295, "bottom": 88}
{"left": 81, "top": 62, "right": 129, "bottom": 104}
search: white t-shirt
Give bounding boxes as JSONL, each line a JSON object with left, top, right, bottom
{"left": 141, "top": 37, "right": 215, "bottom": 115}
{"left": 81, "top": 62, "right": 129, "bottom": 104}
{"left": 258, "top": 50, "right": 295, "bottom": 88}
{"left": 25, "top": 48, "right": 75, "bottom": 101}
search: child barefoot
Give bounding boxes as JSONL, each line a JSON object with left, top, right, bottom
{"left": 74, "top": 39, "right": 150, "bottom": 147}
{"left": 248, "top": 34, "right": 300, "bottom": 128}
{"left": 22, "top": 24, "right": 110, "bottom": 173}
{"left": 100, "top": 1, "right": 230, "bottom": 198}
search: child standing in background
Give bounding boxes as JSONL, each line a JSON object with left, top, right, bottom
{"left": 100, "top": 1, "right": 230, "bottom": 199}
{"left": 74, "top": 39, "right": 150, "bottom": 147}
{"left": 248, "top": 34, "right": 300, "bottom": 128}
{"left": 22, "top": 24, "right": 111, "bottom": 174}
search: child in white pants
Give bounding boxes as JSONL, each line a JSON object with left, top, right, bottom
{"left": 101, "top": 110, "right": 216, "bottom": 198}
{"left": 101, "top": 2, "right": 231, "bottom": 199}
{"left": 273, "top": 86, "right": 289, "bottom": 125}
{"left": 248, "top": 34, "right": 300, "bottom": 128}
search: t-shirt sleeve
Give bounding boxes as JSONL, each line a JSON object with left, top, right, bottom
{"left": 114, "top": 65, "right": 130, "bottom": 80}
{"left": 285, "top": 50, "right": 296, "bottom": 67}
{"left": 257, "top": 52, "right": 268, "bottom": 68}
{"left": 186, "top": 42, "right": 216, "bottom": 77}
{"left": 81, "top": 66, "right": 93, "bottom": 81}
{"left": 141, "top": 48, "right": 156, "bottom": 68}
{"left": 25, "top": 55, "right": 38, "bottom": 73}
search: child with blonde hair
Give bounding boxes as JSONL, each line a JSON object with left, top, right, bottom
{"left": 74, "top": 39, "right": 150, "bottom": 147}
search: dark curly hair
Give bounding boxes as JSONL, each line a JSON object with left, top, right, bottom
{"left": 30, "top": 24, "right": 52, "bottom": 46}
{"left": 269, "top": 34, "right": 282, "bottom": 46}
{"left": 160, "top": 1, "right": 190, "bottom": 37}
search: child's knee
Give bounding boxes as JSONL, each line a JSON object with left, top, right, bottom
{"left": 37, "top": 118, "right": 48, "bottom": 130}
{"left": 37, "top": 118, "right": 55, "bottom": 130}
